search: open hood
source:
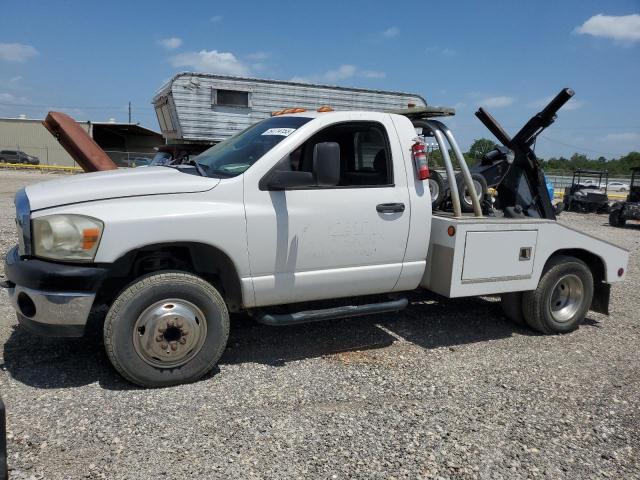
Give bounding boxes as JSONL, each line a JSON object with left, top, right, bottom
{"left": 25, "top": 167, "right": 219, "bottom": 211}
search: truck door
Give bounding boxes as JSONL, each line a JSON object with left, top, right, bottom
{"left": 244, "top": 117, "right": 411, "bottom": 306}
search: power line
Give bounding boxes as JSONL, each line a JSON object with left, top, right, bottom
{"left": 539, "top": 136, "right": 628, "bottom": 157}
{"left": 0, "top": 102, "right": 156, "bottom": 111}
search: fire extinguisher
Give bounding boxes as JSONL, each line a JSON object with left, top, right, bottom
{"left": 412, "top": 140, "right": 430, "bottom": 180}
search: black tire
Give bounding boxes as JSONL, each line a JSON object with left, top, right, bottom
{"left": 609, "top": 209, "right": 626, "bottom": 227}
{"left": 104, "top": 271, "right": 230, "bottom": 388}
{"left": 523, "top": 255, "right": 593, "bottom": 334}
{"left": 456, "top": 173, "right": 488, "bottom": 213}
{"left": 500, "top": 292, "right": 526, "bottom": 326}
{"left": 428, "top": 170, "right": 445, "bottom": 210}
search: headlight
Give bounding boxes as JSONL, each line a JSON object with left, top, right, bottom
{"left": 32, "top": 214, "right": 103, "bottom": 262}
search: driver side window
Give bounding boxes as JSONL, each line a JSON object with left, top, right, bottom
{"left": 283, "top": 121, "right": 392, "bottom": 187}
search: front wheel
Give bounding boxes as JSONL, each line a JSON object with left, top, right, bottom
{"left": 522, "top": 256, "right": 593, "bottom": 334}
{"left": 104, "top": 272, "right": 230, "bottom": 387}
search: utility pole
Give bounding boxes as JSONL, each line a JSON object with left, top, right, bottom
{"left": 128, "top": 101, "right": 131, "bottom": 123}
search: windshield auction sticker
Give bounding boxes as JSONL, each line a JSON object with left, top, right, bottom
{"left": 261, "top": 128, "right": 296, "bottom": 137}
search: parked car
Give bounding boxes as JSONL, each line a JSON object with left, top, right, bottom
{"left": 0, "top": 149, "right": 40, "bottom": 165}
{"left": 607, "top": 181, "right": 630, "bottom": 192}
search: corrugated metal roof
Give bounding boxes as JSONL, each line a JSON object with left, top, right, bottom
{"left": 153, "top": 73, "right": 428, "bottom": 142}
{"left": 153, "top": 72, "right": 428, "bottom": 102}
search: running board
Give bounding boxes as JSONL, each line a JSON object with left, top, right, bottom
{"left": 252, "top": 297, "right": 408, "bottom": 326}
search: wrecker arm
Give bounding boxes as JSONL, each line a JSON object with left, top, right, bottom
{"left": 475, "top": 88, "right": 575, "bottom": 219}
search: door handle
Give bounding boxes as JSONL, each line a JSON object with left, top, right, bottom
{"left": 376, "top": 203, "right": 405, "bottom": 213}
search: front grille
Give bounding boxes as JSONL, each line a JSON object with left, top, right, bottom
{"left": 14, "top": 188, "right": 31, "bottom": 256}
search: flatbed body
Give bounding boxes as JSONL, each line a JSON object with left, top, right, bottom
{"left": 425, "top": 214, "right": 626, "bottom": 300}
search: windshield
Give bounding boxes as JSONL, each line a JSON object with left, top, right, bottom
{"left": 193, "top": 116, "right": 311, "bottom": 178}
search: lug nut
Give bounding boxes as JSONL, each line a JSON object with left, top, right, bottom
{"left": 170, "top": 341, "right": 178, "bottom": 351}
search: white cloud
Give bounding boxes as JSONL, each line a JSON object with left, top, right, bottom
{"left": 210, "top": 15, "right": 223, "bottom": 23}
{"left": 574, "top": 14, "right": 640, "bottom": 43}
{"left": 604, "top": 132, "right": 640, "bottom": 142}
{"left": 291, "top": 65, "right": 383, "bottom": 84}
{"left": 0, "top": 92, "right": 29, "bottom": 104}
{"left": 158, "top": 37, "right": 183, "bottom": 50}
{"left": 323, "top": 64, "right": 357, "bottom": 82}
{"left": 527, "top": 96, "right": 585, "bottom": 111}
{"left": 169, "top": 50, "right": 249, "bottom": 75}
{"left": 0, "top": 43, "right": 39, "bottom": 62}
{"left": 362, "top": 70, "right": 386, "bottom": 79}
{"left": 290, "top": 76, "right": 311, "bottom": 83}
{"left": 382, "top": 26, "right": 400, "bottom": 38}
{"left": 477, "top": 96, "right": 514, "bottom": 108}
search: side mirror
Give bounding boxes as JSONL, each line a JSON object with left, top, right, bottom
{"left": 313, "top": 142, "right": 340, "bottom": 187}
{"left": 263, "top": 170, "right": 315, "bottom": 190}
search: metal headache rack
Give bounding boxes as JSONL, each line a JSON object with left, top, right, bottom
{"left": 396, "top": 104, "right": 482, "bottom": 217}
{"left": 412, "top": 118, "right": 483, "bottom": 218}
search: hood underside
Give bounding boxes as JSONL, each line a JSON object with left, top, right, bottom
{"left": 25, "top": 167, "right": 219, "bottom": 211}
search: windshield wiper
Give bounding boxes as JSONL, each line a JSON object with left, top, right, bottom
{"left": 187, "top": 160, "right": 207, "bottom": 177}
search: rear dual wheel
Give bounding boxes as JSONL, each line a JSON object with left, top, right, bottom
{"left": 501, "top": 255, "right": 593, "bottom": 334}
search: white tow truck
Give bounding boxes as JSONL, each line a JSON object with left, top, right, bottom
{"left": 3, "top": 89, "right": 628, "bottom": 387}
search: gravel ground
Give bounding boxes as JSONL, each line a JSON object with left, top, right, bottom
{"left": 0, "top": 170, "right": 638, "bottom": 479}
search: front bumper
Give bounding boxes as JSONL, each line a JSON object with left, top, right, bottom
{"left": 3, "top": 246, "right": 107, "bottom": 337}
{"left": 7, "top": 285, "right": 94, "bottom": 337}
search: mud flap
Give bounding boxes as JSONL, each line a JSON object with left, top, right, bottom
{"left": 591, "top": 282, "right": 611, "bottom": 315}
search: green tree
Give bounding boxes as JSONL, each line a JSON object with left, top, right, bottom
{"left": 468, "top": 138, "right": 498, "bottom": 161}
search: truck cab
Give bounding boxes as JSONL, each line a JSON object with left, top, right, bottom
{"left": 3, "top": 100, "right": 629, "bottom": 387}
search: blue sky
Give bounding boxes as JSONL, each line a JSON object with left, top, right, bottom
{"left": 1, "top": 0, "right": 638, "bottom": 158}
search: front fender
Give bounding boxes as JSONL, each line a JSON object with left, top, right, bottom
{"left": 31, "top": 183, "right": 251, "bottom": 281}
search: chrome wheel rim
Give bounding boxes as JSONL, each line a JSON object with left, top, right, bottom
{"left": 428, "top": 178, "right": 440, "bottom": 202}
{"left": 548, "top": 274, "right": 584, "bottom": 323}
{"left": 133, "top": 299, "right": 207, "bottom": 368}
